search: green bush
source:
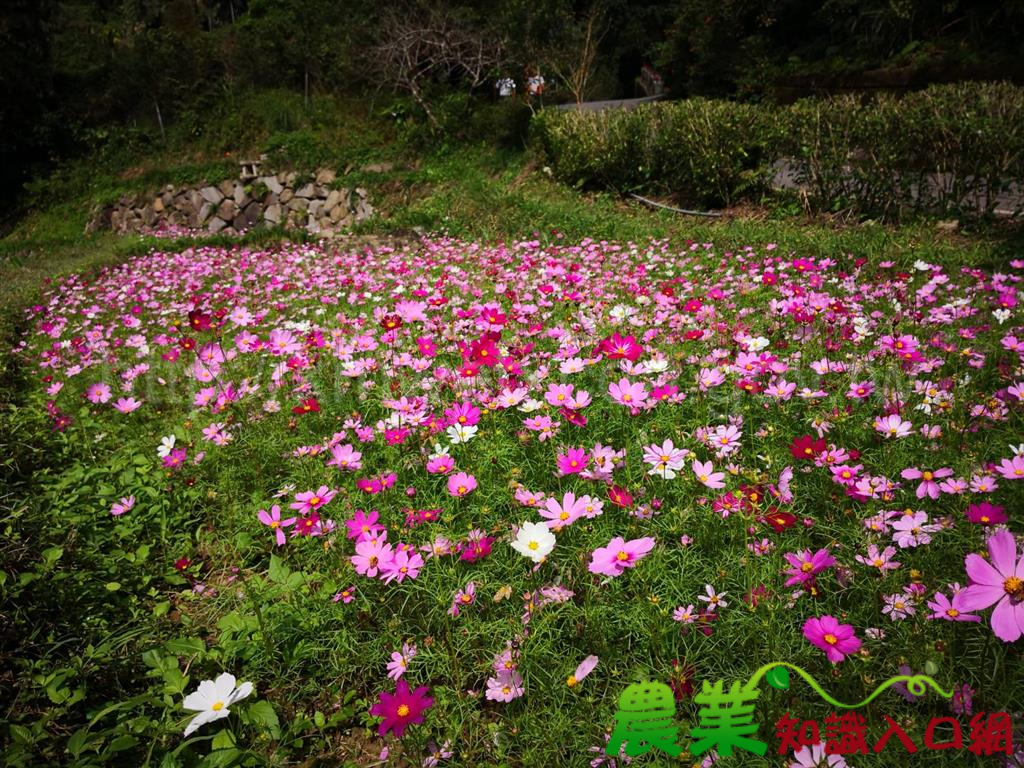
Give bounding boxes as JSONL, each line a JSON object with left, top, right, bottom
{"left": 534, "top": 81, "right": 1024, "bottom": 219}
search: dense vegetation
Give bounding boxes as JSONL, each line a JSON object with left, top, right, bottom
{"left": 5, "top": 0, "right": 1024, "bottom": 211}
{"left": 533, "top": 81, "right": 1024, "bottom": 219}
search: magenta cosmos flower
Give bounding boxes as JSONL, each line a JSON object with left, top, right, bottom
{"left": 803, "top": 615, "right": 861, "bottom": 663}
{"left": 957, "top": 529, "right": 1024, "bottom": 642}
{"left": 588, "top": 536, "right": 656, "bottom": 577}
{"left": 783, "top": 548, "right": 836, "bottom": 587}
{"left": 369, "top": 679, "right": 433, "bottom": 738}
{"left": 446, "top": 472, "right": 477, "bottom": 497}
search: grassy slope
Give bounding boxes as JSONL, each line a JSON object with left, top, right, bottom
{"left": 2, "top": 111, "right": 1024, "bottom": 766}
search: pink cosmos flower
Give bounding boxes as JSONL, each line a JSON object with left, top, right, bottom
{"left": 926, "top": 592, "right": 981, "bottom": 623}
{"left": 86, "top": 382, "right": 112, "bottom": 404}
{"left": 110, "top": 496, "right": 135, "bottom": 516}
{"left": 567, "top": 655, "right": 599, "bottom": 686}
{"left": 485, "top": 669, "right": 524, "bottom": 702}
{"left": 448, "top": 582, "right": 476, "bottom": 617}
{"left": 425, "top": 455, "right": 455, "bottom": 474}
{"left": 588, "top": 536, "right": 656, "bottom": 577}
{"left": 692, "top": 459, "right": 726, "bottom": 489}
{"left": 965, "top": 502, "right": 1008, "bottom": 526}
{"left": 258, "top": 504, "right": 296, "bottom": 546}
{"left": 386, "top": 643, "right": 417, "bottom": 680}
{"left": 446, "top": 472, "right": 477, "bottom": 497}
{"left": 352, "top": 538, "right": 394, "bottom": 578}
{"left": 803, "top": 615, "right": 861, "bottom": 663}
{"left": 332, "top": 586, "right": 355, "bottom": 603}
{"left": 782, "top": 548, "right": 836, "bottom": 587}
{"left": 380, "top": 549, "right": 424, "bottom": 584}
{"left": 855, "top": 544, "right": 900, "bottom": 572}
{"left": 539, "top": 491, "right": 587, "bottom": 530}
{"left": 326, "top": 443, "right": 362, "bottom": 471}
{"left": 900, "top": 467, "right": 953, "bottom": 499}
{"left": 957, "top": 529, "right": 1024, "bottom": 642}
{"left": 790, "top": 743, "right": 848, "bottom": 768}
{"left": 874, "top": 413, "right": 912, "bottom": 438}
{"left": 345, "top": 509, "right": 383, "bottom": 541}
{"left": 608, "top": 377, "right": 648, "bottom": 407}
{"left": 556, "top": 447, "right": 589, "bottom": 475}
{"left": 290, "top": 486, "right": 336, "bottom": 514}
{"left": 369, "top": 679, "right": 433, "bottom": 738}
{"left": 113, "top": 397, "right": 142, "bottom": 413}
{"left": 995, "top": 455, "right": 1024, "bottom": 480}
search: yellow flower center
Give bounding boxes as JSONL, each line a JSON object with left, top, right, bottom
{"left": 457, "top": 486, "right": 467, "bottom": 494}
{"left": 528, "top": 541, "right": 539, "bottom": 550}
{"left": 212, "top": 701, "right": 224, "bottom": 711}
{"left": 616, "top": 551, "right": 629, "bottom": 561}
{"left": 270, "top": 521, "right": 279, "bottom": 529}
{"left": 922, "top": 472, "right": 933, "bottom": 481}
{"left": 623, "top": 394, "right": 632, "bottom": 402}
{"left": 567, "top": 675, "right": 577, "bottom": 686}
{"left": 823, "top": 634, "right": 838, "bottom": 645}
{"left": 801, "top": 562, "right": 814, "bottom": 572}
{"left": 309, "top": 496, "right": 320, "bottom": 506}
{"left": 1005, "top": 576, "right": 1024, "bottom": 598}
{"left": 397, "top": 704, "right": 410, "bottom": 717}
{"left": 946, "top": 608, "right": 960, "bottom": 617}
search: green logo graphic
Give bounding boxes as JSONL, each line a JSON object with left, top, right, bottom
{"left": 607, "top": 662, "right": 953, "bottom": 758}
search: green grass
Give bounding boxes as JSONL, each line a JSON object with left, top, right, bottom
{"left": 2, "top": 117, "right": 1024, "bottom": 768}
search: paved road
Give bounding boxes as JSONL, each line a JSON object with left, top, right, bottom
{"left": 555, "top": 95, "right": 665, "bottom": 112}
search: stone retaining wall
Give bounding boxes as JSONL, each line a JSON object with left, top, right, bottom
{"left": 88, "top": 164, "right": 374, "bottom": 237}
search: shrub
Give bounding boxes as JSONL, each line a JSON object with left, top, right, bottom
{"left": 534, "top": 81, "right": 1024, "bottom": 219}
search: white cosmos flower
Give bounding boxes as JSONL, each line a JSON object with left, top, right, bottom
{"left": 510, "top": 521, "right": 556, "bottom": 563}
{"left": 518, "top": 398, "right": 544, "bottom": 413}
{"left": 157, "top": 435, "right": 176, "bottom": 458}
{"left": 182, "top": 672, "right": 253, "bottom": 736}
{"left": 994, "top": 308, "right": 1011, "bottom": 324}
{"left": 446, "top": 424, "right": 478, "bottom": 444}
{"left": 1010, "top": 443, "right": 1024, "bottom": 456}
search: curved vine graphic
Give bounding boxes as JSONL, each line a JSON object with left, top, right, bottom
{"left": 747, "top": 662, "right": 953, "bottom": 707}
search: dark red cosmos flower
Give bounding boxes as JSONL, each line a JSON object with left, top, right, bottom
{"left": 607, "top": 485, "right": 633, "bottom": 508}
{"left": 762, "top": 509, "right": 797, "bottom": 532}
{"left": 380, "top": 314, "right": 403, "bottom": 331}
{"left": 179, "top": 336, "right": 197, "bottom": 351}
{"left": 174, "top": 557, "right": 192, "bottom": 571}
{"left": 669, "top": 660, "right": 697, "bottom": 701}
{"left": 187, "top": 310, "right": 212, "bottom": 331}
{"left": 790, "top": 434, "right": 825, "bottom": 460}
{"left": 292, "top": 397, "right": 320, "bottom": 415}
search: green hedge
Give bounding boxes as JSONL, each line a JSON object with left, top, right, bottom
{"left": 532, "top": 82, "right": 1024, "bottom": 219}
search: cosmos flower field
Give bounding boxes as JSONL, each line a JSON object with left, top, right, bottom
{"left": 17, "top": 236, "right": 1024, "bottom": 766}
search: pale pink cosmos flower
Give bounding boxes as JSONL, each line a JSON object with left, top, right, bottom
{"left": 110, "top": 496, "right": 135, "bottom": 516}
{"left": 995, "top": 455, "right": 1024, "bottom": 480}
{"left": 692, "top": 459, "right": 726, "bottom": 489}
{"left": 113, "top": 397, "right": 142, "bottom": 413}
{"left": 926, "top": 592, "right": 981, "bottom": 623}
{"left": 608, "top": 377, "right": 647, "bottom": 407}
{"left": 351, "top": 538, "right": 394, "bottom": 578}
{"left": 588, "top": 536, "right": 656, "bottom": 577}
{"left": 326, "top": 444, "right": 362, "bottom": 471}
{"left": 900, "top": 466, "right": 953, "bottom": 499}
{"left": 855, "top": 544, "right": 900, "bottom": 572}
{"left": 539, "top": 491, "right": 587, "bottom": 530}
{"left": 86, "top": 382, "right": 112, "bottom": 404}
{"left": 386, "top": 643, "right": 418, "bottom": 680}
{"left": 567, "top": 655, "right": 599, "bottom": 686}
{"left": 698, "top": 584, "right": 728, "bottom": 613}
{"left": 485, "top": 669, "right": 524, "bottom": 702}
{"left": 874, "top": 413, "right": 912, "bottom": 438}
